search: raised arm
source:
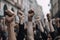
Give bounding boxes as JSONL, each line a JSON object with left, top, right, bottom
{"left": 46, "top": 14, "right": 55, "bottom": 32}
{"left": 5, "top": 9, "right": 16, "bottom": 40}
{"left": 35, "top": 16, "right": 44, "bottom": 32}
{"left": 39, "top": 21, "right": 44, "bottom": 32}
{"left": 27, "top": 9, "right": 34, "bottom": 40}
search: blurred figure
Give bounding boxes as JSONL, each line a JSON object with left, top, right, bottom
{"left": 0, "top": 17, "right": 4, "bottom": 40}
{"left": 0, "top": 17, "right": 7, "bottom": 40}
{"left": 44, "top": 18, "right": 50, "bottom": 34}
{"left": 27, "top": 9, "right": 34, "bottom": 40}
{"left": 34, "top": 16, "right": 42, "bottom": 40}
{"left": 17, "top": 10, "right": 26, "bottom": 40}
{"left": 47, "top": 33, "right": 52, "bottom": 40}
{"left": 35, "top": 16, "right": 48, "bottom": 40}
{"left": 14, "top": 15, "right": 20, "bottom": 38}
{"left": 46, "top": 13, "right": 60, "bottom": 40}
{"left": 5, "top": 9, "right": 16, "bottom": 40}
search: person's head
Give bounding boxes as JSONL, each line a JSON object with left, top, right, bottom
{"left": 52, "top": 16, "right": 60, "bottom": 33}
{"left": 55, "top": 17, "right": 60, "bottom": 28}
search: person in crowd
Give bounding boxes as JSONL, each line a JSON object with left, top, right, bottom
{"left": 43, "top": 18, "right": 52, "bottom": 40}
{"left": 34, "top": 16, "right": 42, "bottom": 40}
{"left": 17, "top": 9, "right": 35, "bottom": 40}
{"left": 17, "top": 10, "right": 26, "bottom": 40}
{"left": 44, "top": 18, "right": 50, "bottom": 34}
{"left": 0, "top": 17, "right": 8, "bottom": 40}
{"left": 35, "top": 16, "right": 48, "bottom": 40}
{"left": 27, "top": 9, "right": 35, "bottom": 40}
{"left": 46, "top": 14, "right": 60, "bottom": 40}
{"left": 5, "top": 9, "right": 16, "bottom": 40}
{"left": 0, "top": 17, "right": 4, "bottom": 40}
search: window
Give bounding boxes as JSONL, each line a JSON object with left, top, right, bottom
{"left": 11, "top": 8, "right": 14, "bottom": 12}
{"left": 3, "top": 4, "right": 7, "bottom": 16}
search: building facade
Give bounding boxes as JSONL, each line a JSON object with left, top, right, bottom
{"left": 22, "top": 0, "right": 44, "bottom": 22}
{"left": 0, "top": 0, "right": 23, "bottom": 16}
{"left": 37, "top": 5, "right": 44, "bottom": 20}
{"left": 21, "top": 0, "right": 40, "bottom": 22}
{"left": 0, "top": 0, "right": 44, "bottom": 22}
{"left": 50, "top": 0, "right": 60, "bottom": 18}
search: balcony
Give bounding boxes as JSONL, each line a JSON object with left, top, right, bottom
{"left": 4, "top": 0, "right": 22, "bottom": 9}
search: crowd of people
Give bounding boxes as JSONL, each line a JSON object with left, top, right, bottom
{"left": 0, "top": 9, "right": 60, "bottom": 40}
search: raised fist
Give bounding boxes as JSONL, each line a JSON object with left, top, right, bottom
{"left": 5, "top": 9, "right": 15, "bottom": 17}
{"left": 5, "top": 9, "right": 15, "bottom": 23}
{"left": 35, "top": 16, "right": 40, "bottom": 25}
{"left": 46, "top": 14, "right": 51, "bottom": 22}
{"left": 35, "top": 16, "right": 40, "bottom": 21}
{"left": 17, "top": 10, "right": 25, "bottom": 24}
{"left": 28, "top": 9, "right": 34, "bottom": 21}
{"left": 18, "top": 10, "right": 25, "bottom": 20}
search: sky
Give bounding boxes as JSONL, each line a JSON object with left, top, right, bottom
{"left": 36, "top": 0, "right": 51, "bottom": 18}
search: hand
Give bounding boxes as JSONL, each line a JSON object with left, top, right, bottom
{"left": 6, "top": 15, "right": 15, "bottom": 23}
{"left": 47, "top": 14, "right": 51, "bottom": 22}
{"left": 35, "top": 16, "right": 40, "bottom": 21}
{"left": 35, "top": 16, "right": 40, "bottom": 24}
{"left": 18, "top": 10, "right": 25, "bottom": 24}
{"left": 5, "top": 9, "right": 15, "bottom": 17}
{"left": 18, "top": 10, "right": 24, "bottom": 20}
{"left": 28, "top": 9, "right": 34, "bottom": 21}
{"left": 5, "top": 9, "right": 15, "bottom": 23}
